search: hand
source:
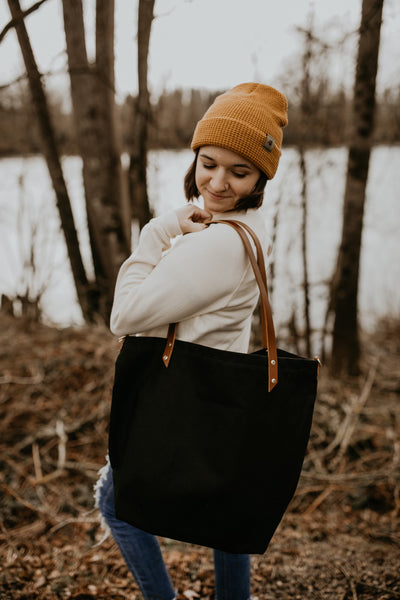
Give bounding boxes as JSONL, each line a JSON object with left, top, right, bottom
{"left": 176, "top": 205, "right": 213, "bottom": 234}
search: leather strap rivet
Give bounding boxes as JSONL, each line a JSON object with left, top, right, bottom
{"left": 271, "top": 359, "right": 276, "bottom": 365}
{"left": 271, "top": 378, "right": 276, "bottom": 384}
{"left": 163, "top": 355, "right": 168, "bottom": 360}
{"left": 168, "top": 343, "right": 172, "bottom": 346}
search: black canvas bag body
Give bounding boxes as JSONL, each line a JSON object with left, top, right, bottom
{"left": 109, "top": 219, "right": 319, "bottom": 554}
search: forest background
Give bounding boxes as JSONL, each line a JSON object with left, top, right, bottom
{"left": 1, "top": 78, "right": 400, "bottom": 155}
{"left": 0, "top": 0, "right": 400, "bottom": 598}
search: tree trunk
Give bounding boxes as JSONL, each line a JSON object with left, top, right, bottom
{"left": 95, "top": 0, "right": 131, "bottom": 266}
{"left": 128, "top": 0, "right": 155, "bottom": 230}
{"left": 295, "top": 15, "right": 314, "bottom": 357}
{"left": 299, "top": 148, "right": 311, "bottom": 357}
{"left": 7, "top": 0, "right": 93, "bottom": 321}
{"left": 330, "top": 0, "right": 384, "bottom": 375}
{"left": 62, "top": 0, "right": 130, "bottom": 321}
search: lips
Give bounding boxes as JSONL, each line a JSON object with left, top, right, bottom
{"left": 207, "top": 190, "right": 229, "bottom": 200}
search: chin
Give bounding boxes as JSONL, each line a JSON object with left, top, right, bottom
{"left": 204, "top": 201, "right": 236, "bottom": 214}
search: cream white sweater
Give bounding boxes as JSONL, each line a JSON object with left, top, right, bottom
{"left": 110, "top": 207, "right": 271, "bottom": 353}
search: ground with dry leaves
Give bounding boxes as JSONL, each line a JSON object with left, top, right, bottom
{"left": 0, "top": 313, "right": 399, "bottom": 599}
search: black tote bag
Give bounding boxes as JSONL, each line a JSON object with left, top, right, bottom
{"left": 109, "top": 219, "right": 319, "bottom": 554}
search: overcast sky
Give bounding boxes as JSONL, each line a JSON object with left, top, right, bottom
{"left": 1, "top": 0, "right": 399, "bottom": 101}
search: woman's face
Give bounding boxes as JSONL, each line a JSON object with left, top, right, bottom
{"left": 195, "top": 146, "right": 261, "bottom": 214}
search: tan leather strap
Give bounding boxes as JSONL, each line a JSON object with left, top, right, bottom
{"left": 215, "top": 220, "right": 268, "bottom": 347}
{"left": 215, "top": 220, "right": 278, "bottom": 390}
{"left": 227, "top": 219, "right": 268, "bottom": 287}
{"left": 162, "top": 220, "right": 278, "bottom": 391}
{"left": 216, "top": 220, "right": 271, "bottom": 348}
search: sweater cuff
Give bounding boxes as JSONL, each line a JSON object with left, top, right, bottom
{"left": 151, "top": 210, "right": 183, "bottom": 239}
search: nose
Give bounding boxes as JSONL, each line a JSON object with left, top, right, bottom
{"left": 209, "top": 168, "right": 228, "bottom": 192}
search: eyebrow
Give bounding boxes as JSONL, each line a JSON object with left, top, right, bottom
{"left": 199, "top": 153, "right": 253, "bottom": 170}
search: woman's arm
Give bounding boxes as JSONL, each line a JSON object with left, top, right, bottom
{"left": 110, "top": 208, "right": 254, "bottom": 337}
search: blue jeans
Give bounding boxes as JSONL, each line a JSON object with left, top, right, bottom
{"left": 95, "top": 461, "right": 251, "bottom": 600}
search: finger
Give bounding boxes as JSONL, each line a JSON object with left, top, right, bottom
{"left": 176, "top": 205, "right": 211, "bottom": 234}
{"left": 190, "top": 207, "right": 213, "bottom": 223}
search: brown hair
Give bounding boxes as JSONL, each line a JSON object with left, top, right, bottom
{"left": 183, "top": 151, "right": 268, "bottom": 211}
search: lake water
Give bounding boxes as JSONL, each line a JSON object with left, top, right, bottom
{"left": 0, "top": 147, "right": 399, "bottom": 354}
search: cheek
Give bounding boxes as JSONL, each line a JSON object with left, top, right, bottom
{"left": 236, "top": 177, "right": 257, "bottom": 197}
{"left": 194, "top": 166, "right": 203, "bottom": 189}
{"left": 244, "top": 174, "right": 260, "bottom": 195}
{"left": 195, "top": 166, "right": 212, "bottom": 192}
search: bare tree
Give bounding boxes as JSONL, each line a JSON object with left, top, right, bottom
{"left": 5, "top": 1, "right": 153, "bottom": 323}
{"left": 296, "top": 18, "right": 317, "bottom": 358}
{"left": 62, "top": 0, "right": 131, "bottom": 321}
{"left": 282, "top": 15, "right": 331, "bottom": 356}
{"left": 6, "top": 0, "right": 93, "bottom": 321}
{"left": 127, "top": 0, "right": 155, "bottom": 230}
{"left": 0, "top": 0, "right": 47, "bottom": 43}
{"left": 329, "top": 0, "right": 384, "bottom": 375}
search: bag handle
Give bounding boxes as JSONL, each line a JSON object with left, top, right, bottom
{"left": 162, "top": 220, "right": 278, "bottom": 391}
{"left": 216, "top": 220, "right": 278, "bottom": 390}
{"left": 228, "top": 219, "right": 268, "bottom": 287}
{"left": 217, "top": 219, "right": 275, "bottom": 349}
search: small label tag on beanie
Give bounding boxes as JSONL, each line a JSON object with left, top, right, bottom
{"left": 263, "top": 134, "right": 275, "bottom": 153}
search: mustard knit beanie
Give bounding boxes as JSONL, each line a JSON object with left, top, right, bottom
{"left": 191, "top": 82, "right": 288, "bottom": 179}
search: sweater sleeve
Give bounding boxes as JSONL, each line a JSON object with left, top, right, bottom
{"left": 110, "top": 211, "right": 253, "bottom": 337}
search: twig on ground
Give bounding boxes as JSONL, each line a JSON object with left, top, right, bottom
{"left": 303, "top": 484, "right": 338, "bottom": 515}
{"left": 329, "top": 358, "right": 379, "bottom": 470}
{"left": 32, "top": 442, "right": 43, "bottom": 481}
{"left": 317, "top": 358, "right": 378, "bottom": 466}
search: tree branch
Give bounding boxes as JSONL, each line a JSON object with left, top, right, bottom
{"left": 0, "top": 0, "right": 50, "bottom": 44}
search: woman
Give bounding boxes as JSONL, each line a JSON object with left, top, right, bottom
{"left": 96, "top": 82, "right": 288, "bottom": 600}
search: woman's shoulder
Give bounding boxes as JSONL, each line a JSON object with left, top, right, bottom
{"left": 211, "top": 207, "right": 265, "bottom": 229}
{"left": 171, "top": 208, "right": 269, "bottom": 265}
{"left": 209, "top": 208, "right": 270, "bottom": 253}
